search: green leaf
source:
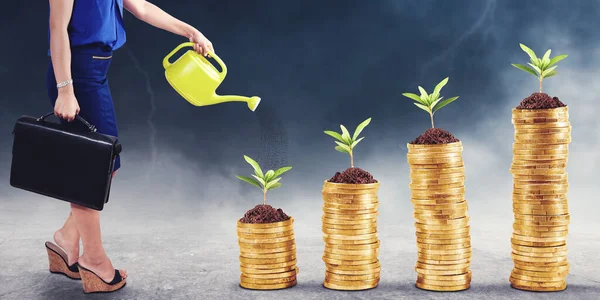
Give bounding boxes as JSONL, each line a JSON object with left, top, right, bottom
{"left": 265, "top": 177, "right": 282, "bottom": 190}
{"left": 264, "top": 170, "right": 275, "bottom": 182}
{"left": 543, "top": 70, "right": 558, "bottom": 78}
{"left": 433, "top": 96, "right": 459, "bottom": 113}
{"left": 414, "top": 102, "right": 431, "bottom": 113}
{"left": 335, "top": 145, "right": 350, "bottom": 154}
{"left": 433, "top": 77, "right": 449, "bottom": 95}
{"left": 548, "top": 54, "right": 568, "bottom": 67}
{"left": 429, "top": 92, "right": 440, "bottom": 108}
{"left": 542, "top": 49, "right": 551, "bottom": 63}
{"left": 430, "top": 97, "right": 443, "bottom": 111}
{"left": 417, "top": 86, "right": 429, "bottom": 104}
{"left": 340, "top": 125, "right": 352, "bottom": 144}
{"left": 324, "top": 130, "right": 346, "bottom": 143}
{"left": 527, "top": 62, "right": 542, "bottom": 75}
{"left": 243, "top": 155, "right": 264, "bottom": 178}
{"left": 351, "top": 136, "right": 365, "bottom": 148}
{"left": 236, "top": 175, "right": 262, "bottom": 189}
{"left": 266, "top": 182, "right": 282, "bottom": 191}
{"left": 273, "top": 166, "right": 292, "bottom": 178}
{"left": 541, "top": 65, "right": 557, "bottom": 77}
{"left": 402, "top": 93, "right": 426, "bottom": 104}
{"left": 519, "top": 43, "right": 537, "bottom": 60}
{"left": 335, "top": 141, "right": 352, "bottom": 153}
{"left": 512, "top": 63, "right": 539, "bottom": 77}
{"left": 251, "top": 174, "right": 265, "bottom": 186}
{"left": 352, "top": 117, "right": 371, "bottom": 140}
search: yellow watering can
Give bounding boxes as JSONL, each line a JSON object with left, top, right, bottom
{"left": 163, "top": 42, "right": 261, "bottom": 111}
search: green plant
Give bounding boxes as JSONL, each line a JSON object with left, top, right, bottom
{"left": 324, "top": 117, "right": 371, "bottom": 168}
{"left": 236, "top": 155, "right": 292, "bottom": 205}
{"left": 512, "top": 43, "right": 568, "bottom": 93}
{"left": 402, "top": 77, "right": 459, "bottom": 128}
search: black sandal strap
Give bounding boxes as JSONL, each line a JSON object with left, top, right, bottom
{"left": 67, "top": 263, "right": 79, "bottom": 273}
{"left": 108, "top": 270, "right": 123, "bottom": 285}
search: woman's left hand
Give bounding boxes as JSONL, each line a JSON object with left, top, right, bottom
{"left": 189, "top": 30, "right": 214, "bottom": 57}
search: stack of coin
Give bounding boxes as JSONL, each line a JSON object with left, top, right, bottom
{"left": 321, "top": 180, "right": 381, "bottom": 290}
{"left": 407, "top": 141, "right": 472, "bottom": 292}
{"left": 509, "top": 107, "right": 571, "bottom": 292}
{"left": 237, "top": 217, "right": 298, "bottom": 290}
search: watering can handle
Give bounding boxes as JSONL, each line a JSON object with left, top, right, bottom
{"left": 162, "top": 42, "right": 228, "bottom": 80}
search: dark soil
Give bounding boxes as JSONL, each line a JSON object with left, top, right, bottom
{"left": 410, "top": 128, "right": 459, "bottom": 145}
{"left": 328, "top": 167, "right": 378, "bottom": 184}
{"left": 516, "top": 92, "right": 566, "bottom": 109}
{"left": 240, "top": 204, "right": 290, "bottom": 224}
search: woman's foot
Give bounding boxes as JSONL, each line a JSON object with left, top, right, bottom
{"left": 78, "top": 253, "right": 127, "bottom": 283}
{"left": 53, "top": 229, "right": 79, "bottom": 266}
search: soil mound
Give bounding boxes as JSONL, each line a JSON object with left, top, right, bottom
{"left": 240, "top": 204, "right": 290, "bottom": 224}
{"left": 517, "top": 92, "right": 566, "bottom": 109}
{"left": 410, "top": 128, "right": 459, "bottom": 145}
{"left": 328, "top": 167, "right": 377, "bottom": 184}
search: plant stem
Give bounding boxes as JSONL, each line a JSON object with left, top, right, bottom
{"left": 430, "top": 113, "right": 435, "bottom": 128}
{"left": 263, "top": 190, "right": 267, "bottom": 205}
{"left": 350, "top": 151, "right": 354, "bottom": 168}
{"left": 539, "top": 79, "right": 543, "bottom": 93}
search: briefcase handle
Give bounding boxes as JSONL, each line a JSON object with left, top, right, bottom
{"left": 37, "top": 112, "right": 97, "bottom": 132}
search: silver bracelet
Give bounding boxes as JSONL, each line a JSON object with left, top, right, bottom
{"left": 57, "top": 79, "right": 73, "bottom": 89}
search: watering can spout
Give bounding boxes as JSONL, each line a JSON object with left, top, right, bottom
{"left": 212, "top": 95, "right": 261, "bottom": 111}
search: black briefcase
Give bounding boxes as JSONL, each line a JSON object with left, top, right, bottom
{"left": 9, "top": 112, "right": 122, "bottom": 211}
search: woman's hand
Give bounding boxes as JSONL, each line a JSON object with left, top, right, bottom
{"left": 54, "top": 88, "right": 80, "bottom": 122}
{"left": 189, "top": 30, "right": 214, "bottom": 57}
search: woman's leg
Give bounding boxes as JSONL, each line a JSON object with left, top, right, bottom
{"left": 71, "top": 172, "right": 126, "bottom": 282}
{"left": 53, "top": 211, "right": 80, "bottom": 266}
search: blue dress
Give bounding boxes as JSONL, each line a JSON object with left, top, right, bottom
{"left": 46, "top": 0, "right": 127, "bottom": 171}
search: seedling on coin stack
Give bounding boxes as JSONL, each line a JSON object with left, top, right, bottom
{"left": 508, "top": 43, "right": 571, "bottom": 292}
{"left": 321, "top": 117, "right": 382, "bottom": 291}
{"left": 403, "top": 77, "right": 472, "bottom": 292}
{"left": 235, "top": 155, "right": 298, "bottom": 290}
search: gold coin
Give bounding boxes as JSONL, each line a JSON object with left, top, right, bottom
{"left": 512, "top": 121, "right": 571, "bottom": 129}
{"left": 325, "top": 247, "right": 379, "bottom": 256}
{"left": 418, "top": 252, "right": 472, "bottom": 261}
{"left": 322, "top": 180, "right": 380, "bottom": 191}
{"left": 239, "top": 244, "right": 296, "bottom": 254}
{"left": 511, "top": 244, "right": 567, "bottom": 253}
{"left": 514, "top": 131, "right": 571, "bottom": 139}
{"left": 322, "top": 222, "right": 377, "bottom": 230}
{"left": 417, "top": 242, "right": 471, "bottom": 250}
{"left": 322, "top": 256, "right": 378, "bottom": 266}
{"left": 323, "top": 236, "right": 379, "bottom": 245}
{"left": 512, "top": 202, "right": 569, "bottom": 210}
{"left": 240, "top": 265, "right": 296, "bottom": 274}
{"left": 323, "top": 252, "right": 378, "bottom": 261}
{"left": 416, "top": 226, "right": 470, "bottom": 235}
{"left": 417, "top": 237, "right": 471, "bottom": 245}
{"left": 416, "top": 231, "right": 470, "bottom": 240}
{"left": 417, "top": 270, "right": 471, "bottom": 281}
{"left": 510, "top": 168, "right": 566, "bottom": 176}
{"left": 512, "top": 233, "right": 567, "bottom": 243}
{"left": 512, "top": 199, "right": 569, "bottom": 206}
{"left": 513, "top": 219, "right": 570, "bottom": 227}
{"left": 512, "top": 173, "right": 568, "bottom": 181}
{"left": 322, "top": 207, "right": 378, "bottom": 215}
{"left": 415, "top": 267, "right": 470, "bottom": 276}
{"left": 322, "top": 216, "right": 377, "bottom": 225}
{"left": 512, "top": 249, "right": 567, "bottom": 258}
{"left": 323, "top": 193, "right": 379, "bottom": 203}
{"left": 415, "top": 261, "right": 470, "bottom": 270}
{"left": 512, "top": 142, "right": 570, "bottom": 150}
{"left": 413, "top": 201, "right": 468, "bottom": 211}
{"left": 414, "top": 216, "right": 470, "bottom": 226}
{"left": 409, "top": 182, "right": 465, "bottom": 190}
{"left": 514, "top": 127, "right": 571, "bottom": 136}
{"left": 418, "top": 247, "right": 471, "bottom": 256}
{"left": 240, "top": 259, "right": 297, "bottom": 270}
{"left": 322, "top": 227, "right": 377, "bottom": 236}
{"left": 238, "top": 240, "right": 295, "bottom": 250}
{"left": 322, "top": 212, "right": 378, "bottom": 221}
{"left": 407, "top": 155, "right": 464, "bottom": 165}
{"left": 241, "top": 269, "right": 297, "bottom": 280}
{"left": 325, "top": 261, "right": 380, "bottom": 271}
{"left": 325, "top": 271, "right": 380, "bottom": 282}
{"left": 511, "top": 238, "right": 565, "bottom": 248}
{"left": 510, "top": 161, "right": 568, "bottom": 168}
{"left": 416, "top": 276, "right": 471, "bottom": 287}
{"left": 418, "top": 257, "right": 470, "bottom": 265}
{"left": 513, "top": 261, "right": 569, "bottom": 272}
{"left": 411, "top": 197, "right": 466, "bottom": 204}
{"left": 512, "top": 229, "right": 568, "bottom": 238}
{"left": 511, "top": 252, "right": 567, "bottom": 263}
{"left": 509, "top": 276, "right": 566, "bottom": 289}
{"left": 239, "top": 280, "right": 297, "bottom": 290}
{"left": 512, "top": 154, "right": 569, "bottom": 161}
{"left": 407, "top": 141, "right": 462, "bottom": 149}
{"left": 512, "top": 106, "right": 568, "bottom": 115}
{"left": 409, "top": 173, "right": 465, "bottom": 181}
{"left": 236, "top": 224, "right": 294, "bottom": 234}
{"left": 239, "top": 255, "right": 296, "bottom": 265}
{"left": 327, "top": 240, "right": 380, "bottom": 250}
{"left": 512, "top": 223, "right": 568, "bottom": 232}
{"left": 514, "top": 214, "right": 569, "bottom": 222}
{"left": 236, "top": 230, "right": 294, "bottom": 239}
{"left": 413, "top": 208, "right": 468, "bottom": 217}
{"left": 237, "top": 217, "right": 294, "bottom": 229}
{"left": 410, "top": 176, "right": 464, "bottom": 186}
{"left": 326, "top": 266, "right": 381, "bottom": 276}
{"left": 323, "top": 232, "right": 378, "bottom": 240}
{"left": 409, "top": 166, "right": 465, "bottom": 175}
{"left": 415, "top": 222, "right": 470, "bottom": 231}
{"left": 407, "top": 150, "right": 463, "bottom": 157}
{"left": 240, "top": 250, "right": 296, "bottom": 259}
{"left": 511, "top": 267, "right": 568, "bottom": 278}
{"left": 513, "top": 209, "right": 569, "bottom": 216}
{"left": 415, "top": 281, "right": 470, "bottom": 291}
{"left": 323, "top": 201, "right": 379, "bottom": 210}
{"left": 413, "top": 211, "right": 468, "bottom": 220}
{"left": 323, "top": 279, "right": 379, "bottom": 291}
{"left": 411, "top": 186, "right": 465, "bottom": 196}
{"left": 238, "top": 235, "right": 295, "bottom": 244}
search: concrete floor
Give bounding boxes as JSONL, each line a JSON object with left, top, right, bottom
{"left": 1, "top": 192, "right": 599, "bottom": 300}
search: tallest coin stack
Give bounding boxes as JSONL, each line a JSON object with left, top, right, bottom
{"left": 509, "top": 106, "right": 571, "bottom": 292}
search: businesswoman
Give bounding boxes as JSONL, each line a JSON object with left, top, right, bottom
{"left": 45, "top": 0, "right": 213, "bottom": 293}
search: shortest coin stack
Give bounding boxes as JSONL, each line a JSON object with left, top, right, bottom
{"left": 509, "top": 107, "right": 571, "bottom": 292}
{"left": 321, "top": 181, "right": 381, "bottom": 291}
{"left": 237, "top": 217, "right": 298, "bottom": 290}
{"left": 407, "top": 141, "right": 472, "bottom": 292}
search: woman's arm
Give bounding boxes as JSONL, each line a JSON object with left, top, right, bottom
{"left": 49, "top": 0, "right": 79, "bottom": 121}
{"left": 123, "top": 0, "right": 214, "bottom": 56}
